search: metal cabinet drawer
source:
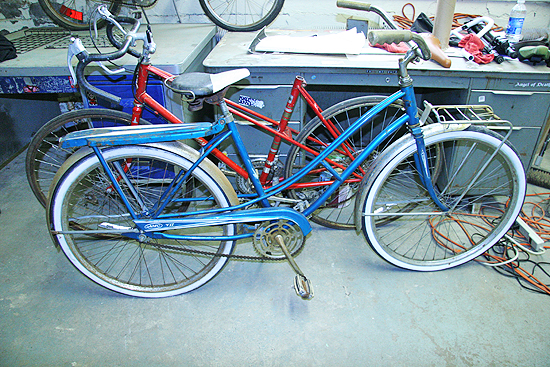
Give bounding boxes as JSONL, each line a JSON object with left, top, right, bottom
{"left": 469, "top": 90, "right": 550, "bottom": 127}
{"left": 468, "top": 90, "right": 550, "bottom": 168}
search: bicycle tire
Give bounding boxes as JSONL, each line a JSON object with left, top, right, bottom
{"left": 38, "top": 0, "right": 122, "bottom": 30}
{"left": 48, "top": 143, "right": 239, "bottom": 297}
{"left": 26, "top": 108, "right": 151, "bottom": 208}
{"left": 283, "top": 96, "right": 420, "bottom": 230}
{"left": 199, "top": 0, "right": 284, "bottom": 32}
{"left": 360, "top": 125, "right": 526, "bottom": 271}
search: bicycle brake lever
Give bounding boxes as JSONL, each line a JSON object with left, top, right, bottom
{"left": 92, "top": 5, "right": 112, "bottom": 39}
{"left": 67, "top": 37, "right": 86, "bottom": 85}
{"left": 96, "top": 4, "right": 127, "bottom": 35}
{"left": 146, "top": 29, "right": 157, "bottom": 54}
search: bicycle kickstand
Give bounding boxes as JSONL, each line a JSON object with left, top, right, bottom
{"left": 274, "top": 235, "right": 314, "bottom": 300}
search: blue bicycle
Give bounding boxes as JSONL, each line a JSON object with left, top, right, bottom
{"left": 46, "top": 29, "right": 526, "bottom": 299}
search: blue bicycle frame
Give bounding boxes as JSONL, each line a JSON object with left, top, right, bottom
{"left": 62, "top": 44, "right": 447, "bottom": 242}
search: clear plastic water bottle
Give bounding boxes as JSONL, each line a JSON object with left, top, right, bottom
{"left": 506, "top": 0, "right": 527, "bottom": 43}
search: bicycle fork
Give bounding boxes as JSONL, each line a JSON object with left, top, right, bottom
{"left": 400, "top": 58, "right": 449, "bottom": 213}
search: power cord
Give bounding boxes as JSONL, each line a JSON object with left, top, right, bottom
{"left": 481, "top": 192, "right": 550, "bottom": 295}
{"left": 393, "top": 3, "right": 504, "bottom": 32}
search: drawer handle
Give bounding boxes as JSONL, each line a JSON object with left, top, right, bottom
{"left": 489, "top": 91, "right": 535, "bottom": 96}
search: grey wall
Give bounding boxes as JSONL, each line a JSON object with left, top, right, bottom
{"left": 1, "top": 0, "right": 549, "bottom": 34}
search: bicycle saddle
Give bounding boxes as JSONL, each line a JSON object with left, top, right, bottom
{"left": 166, "top": 68, "right": 250, "bottom": 100}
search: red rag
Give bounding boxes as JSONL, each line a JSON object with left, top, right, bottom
{"left": 458, "top": 34, "right": 494, "bottom": 64}
{"left": 372, "top": 42, "right": 409, "bottom": 53}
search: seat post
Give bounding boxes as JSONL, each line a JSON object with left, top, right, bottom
{"left": 218, "top": 98, "right": 234, "bottom": 121}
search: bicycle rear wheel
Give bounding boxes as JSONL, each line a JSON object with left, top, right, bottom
{"left": 283, "top": 96, "right": 416, "bottom": 230}
{"left": 360, "top": 126, "right": 526, "bottom": 271}
{"left": 38, "top": 0, "right": 122, "bottom": 30}
{"left": 48, "top": 143, "right": 239, "bottom": 297}
{"left": 26, "top": 109, "right": 150, "bottom": 208}
{"left": 199, "top": 0, "right": 284, "bottom": 32}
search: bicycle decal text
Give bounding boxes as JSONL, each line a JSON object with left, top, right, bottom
{"left": 238, "top": 95, "right": 265, "bottom": 109}
{"left": 514, "top": 81, "right": 550, "bottom": 89}
{"left": 144, "top": 222, "right": 175, "bottom": 230}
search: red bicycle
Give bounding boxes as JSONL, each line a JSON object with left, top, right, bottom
{"left": 26, "top": 8, "right": 414, "bottom": 229}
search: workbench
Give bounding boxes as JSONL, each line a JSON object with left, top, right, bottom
{"left": 0, "top": 24, "right": 216, "bottom": 165}
{"left": 203, "top": 30, "right": 550, "bottom": 169}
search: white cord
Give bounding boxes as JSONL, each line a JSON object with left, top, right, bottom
{"left": 480, "top": 236, "right": 519, "bottom": 267}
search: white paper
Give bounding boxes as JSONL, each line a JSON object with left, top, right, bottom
{"left": 255, "top": 28, "right": 366, "bottom": 55}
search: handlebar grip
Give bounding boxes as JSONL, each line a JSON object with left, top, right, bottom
{"left": 368, "top": 30, "right": 413, "bottom": 46}
{"left": 336, "top": 0, "right": 371, "bottom": 11}
{"left": 368, "top": 30, "right": 432, "bottom": 61}
{"left": 75, "top": 60, "right": 122, "bottom": 106}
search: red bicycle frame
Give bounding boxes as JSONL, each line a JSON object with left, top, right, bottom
{"left": 128, "top": 61, "right": 364, "bottom": 190}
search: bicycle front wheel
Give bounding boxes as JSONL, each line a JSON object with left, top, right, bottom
{"left": 39, "top": 0, "right": 122, "bottom": 30}
{"left": 26, "top": 109, "right": 150, "bottom": 208}
{"left": 199, "top": 0, "right": 284, "bottom": 32}
{"left": 48, "top": 143, "right": 239, "bottom": 297}
{"left": 360, "top": 126, "right": 526, "bottom": 271}
{"left": 284, "top": 96, "right": 415, "bottom": 230}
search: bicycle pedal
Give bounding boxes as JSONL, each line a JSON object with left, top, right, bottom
{"left": 294, "top": 274, "right": 313, "bottom": 300}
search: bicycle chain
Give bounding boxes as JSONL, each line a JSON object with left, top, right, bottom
{"left": 145, "top": 240, "right": 301, "bottom": 262}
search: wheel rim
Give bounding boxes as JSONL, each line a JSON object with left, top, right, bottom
{"left": 202, "top": 0, "right": 282, "bottom": 31}
{"left": 363, "top": 130, "right": 525, "bottom": 270}
{"left": 40, "top": 0, "right": 119, "bottom": 29}
{"left": 51, "top": 146, "right": 236, "bottom": 297}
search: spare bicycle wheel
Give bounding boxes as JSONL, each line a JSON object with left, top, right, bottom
{"left": 38, "top": 0, "right": 122, "bottom": 30}
{"left": 199, "top": 0, "right": 285, "bottom": 32}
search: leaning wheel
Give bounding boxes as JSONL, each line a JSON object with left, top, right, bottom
{"left": 360, "top": 126, "right": 526, "bottom": 271}
{"left": 199, "top": 0, "right": 285, "bottom": 32}
{"left": 38, "top": 0, "right": 122, "bottom": 30}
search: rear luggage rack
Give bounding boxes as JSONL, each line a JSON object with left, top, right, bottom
{"left": 421, "top": 101, "right": 513, "bottom": 143}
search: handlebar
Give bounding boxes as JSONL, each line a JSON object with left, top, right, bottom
{"left": 338, "top": 1, "right": 452, "bottom": 67}
{"left": 68, "top": 7, "right": 154, "bottom": 106}
{"left": 337, "top": 0, "right": 399, "bottom": 29}
{"left": 368, "top": 30, "right": 432, "bottom": 61}
{"left": 337, "top": 0, "right": 372, "bottom": 12}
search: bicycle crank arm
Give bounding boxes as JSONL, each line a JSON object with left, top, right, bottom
{"left": 275, "top": 234, "right": 313, "bottom": 300}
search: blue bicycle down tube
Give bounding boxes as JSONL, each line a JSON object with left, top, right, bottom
{"left": 302, "top": 113, "right": 409, "bottom": 217}
{"left": 266, "top": 90, "right": 407, "bottom": 197}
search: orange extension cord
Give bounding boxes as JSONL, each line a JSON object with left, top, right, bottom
{"left": 392, "top": 3, "right": 504, "bottom": 32}
{"left": 431, "top": 192, "right": 550, "bottom": 295}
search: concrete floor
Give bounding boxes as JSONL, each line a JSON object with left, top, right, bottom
{"left": 1, "top": 150, "right": 550, "bottom": 366}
